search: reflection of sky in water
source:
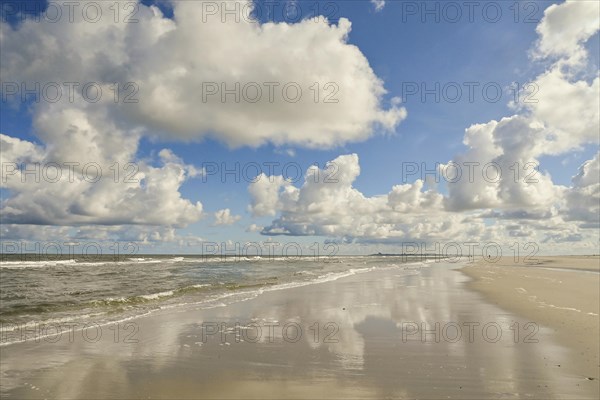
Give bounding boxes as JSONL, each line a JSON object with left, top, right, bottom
{"left": 1, "top": 263, "right": 596, "bottom": 399}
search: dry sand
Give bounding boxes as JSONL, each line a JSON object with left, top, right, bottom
{"left": 1, "top": 259, "right": 598, "bottom": 399}
{"left": 462, "top": 255, "right": 600, "bottom": 381}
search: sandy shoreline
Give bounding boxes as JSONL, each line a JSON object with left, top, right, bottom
{"left": 462, "top": 256, "right": 600, "bottom": 382}
{"left": 1, "top": 259, "right": 599, "bottom": 399}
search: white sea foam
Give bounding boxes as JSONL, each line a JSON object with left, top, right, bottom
{"left": 0, "top": 259, "right": 78, "bottom": 269}
{"left": 139, "top": 290, "right": 175, "bottom": 301}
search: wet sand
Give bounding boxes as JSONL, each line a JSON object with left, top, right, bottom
{"left": 462, "top": 256, "right": 600, "bottom": 383}
{"left": 1, "top": 261, "right": 598, "bottom": 399}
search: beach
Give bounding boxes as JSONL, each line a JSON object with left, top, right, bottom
{"left": 462, "top": 255, "right": 600, "bottom": 382}
{"left": 1, "top": 257, "right": 598, "bottom": 399}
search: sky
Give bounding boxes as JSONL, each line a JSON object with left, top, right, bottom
{"left": 0, "top": 0, "right": 599, "bottom": 256}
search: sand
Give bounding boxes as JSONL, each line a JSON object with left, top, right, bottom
{"left": 1, "top": 259, "right": 599, "bottom": 399}
{"left": 462, "top": 255, "right": 600, "bottom": 383}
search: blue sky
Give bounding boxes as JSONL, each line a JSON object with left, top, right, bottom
{"left": 1, "top": 0, "right": 599, "bottom": 254}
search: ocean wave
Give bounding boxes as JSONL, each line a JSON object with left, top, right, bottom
{"left": 126, "top": 258, "right": 163, "bottom": 264}
{"left": 139, "top": 290, "right": 175, "bottom": 301}
{"left": 0, "top": 259, "right": 78, "bottom": 269}
{"left": 94, "top": 284, "right": 213, "bottom": 306}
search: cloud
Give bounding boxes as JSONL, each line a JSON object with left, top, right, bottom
{"left": 245, "top": 224, "right": 264, "bottom": 233}
{"left": 249, "top": 152, "right": 597, "bottom": 249}
{"left": 274, "top": 148, "right": 296, "bottom": 157}
{"left": 249, "top": 154, "right": 460, "bottom": 242}
{"left": 534, "top": 0, "right": 600, "bottom": 64}
{"left": 1, "top": 133, "right": 203, "bottom": 227}
{"left": 441, "top": 116, "right": 564, "bottom": 213}
{"left": 213, "top": 209, "right": 242, "bottom": 226}
{"left": 442, "top": 0, "right": 599, "bottom": 217}
{"left": 0, "top": 134, "right": 45, "bottom": 165}
{"left": 0, "top": 223, "right": 209, "bottom": 255}
{"left": 516, "top": 69, "right": 599, "bottom": 155}
{"left": 371, "top": 0, "right": 386, "bottom": 12}
{"left": 1, "top": 0, "right": 405, "bottom": 149}
{"left": 564, "top": 153, "right": 600, "bottom": 224}
{"left": 247, "top": 173, "right": 297, "bottom": 217}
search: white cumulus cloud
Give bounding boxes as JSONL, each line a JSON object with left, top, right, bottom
{"left": 213, "top": 209, "right": 242, "bottom": 226}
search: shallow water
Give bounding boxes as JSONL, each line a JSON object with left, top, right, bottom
{"left": 0, "top": 255, "right": 434, "bottom": 345}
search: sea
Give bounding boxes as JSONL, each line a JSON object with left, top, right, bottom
{"left": 0, "top": 254, "right": 436, "bottom": 346}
